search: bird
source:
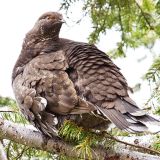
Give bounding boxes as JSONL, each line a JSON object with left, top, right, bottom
{"left": 12, "top": 12, "right": 160, "bottom": 137}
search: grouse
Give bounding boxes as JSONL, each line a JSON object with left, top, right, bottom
{"left": 12, "top": 12, "right": 160, "bottom": 137}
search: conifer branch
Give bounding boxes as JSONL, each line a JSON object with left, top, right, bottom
{"left": 0, "top": 118, "right": 106, "bottom": 159}
{"left": 0, "top": 117, "right": 159, "bottom": 159}
{"left": 134, "top": 0, "right": 153, "bottom": 30}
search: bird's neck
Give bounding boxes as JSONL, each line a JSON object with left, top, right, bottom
{"left": 40, "top": 25, "right": 61, "bottom": 41}
{"left": 39, "top": 35, "right": 59, "bottom": 42}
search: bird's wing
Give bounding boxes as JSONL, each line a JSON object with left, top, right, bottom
{"left": 66, "top": 44, "right": 160, "bottom": 133}
{"left": 12, "top": 50, "right": 95, "bottom": 136}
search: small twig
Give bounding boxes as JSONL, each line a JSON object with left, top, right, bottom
{"left": 134, "top": 0, "right": 153, "bottom": 30}
{"left": 0, "top": 111, "right": 17, "bottom": 113}
{"left": 6, "top": 141, "right": 11, "bottom": 160}
{"left": 144, "top": 82, "right": 160, "bottom": 107}
{"left": 117, "top": 0, "right": 125, "bottom": 40}
{"left": 15, "top": 146, "right": 29, "bottom": 160}
{"left": 104, "top": 132, "right": 160, "bottom": 155}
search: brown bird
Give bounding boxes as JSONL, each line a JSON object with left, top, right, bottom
{"left": 12, "top": 12, "right": 160, "bottom": 137}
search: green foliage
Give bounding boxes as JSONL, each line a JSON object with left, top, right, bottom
{"left": 59, "top": 155, "right": 79, "bottom": 160}
{"left": 5, "top": 141, "right": 55, "bottom": 160}
{"left": 107, "top": 42, "right": 126, "bottom": 58}
{"left": 0, "top": 96, "right": 17, "bottom": 108}
{"left": 156, "top": 0, "right": 160, "bottom": 14}
{"left": 61, "top": 0, "right": 160, "bottom": 58}
{"left": 59, "top": 120, "right": 114, "bottom": 160}
{"left": 59, "top": 120, "right": 101, "bottom": 144}
{"left": 155, "top": 107, "right": 160, "bottom": 115}
{"left": 59, "top": 120, "right": 100, "bottom": 159}
{"left": 0, "top": 96, "right": 27, "bottom": 124}
{"left": 145, "top": 57, "right": 160, "bottom": 83}
{"left": 152, "top": 135, "right": 160, "bottom": 152}
{"left": 144, "top": 57, "right": 160, "bottom": 112}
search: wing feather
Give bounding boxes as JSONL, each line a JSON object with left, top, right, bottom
{"left": 65, "top": 43, "right": 160, "bottom": 133}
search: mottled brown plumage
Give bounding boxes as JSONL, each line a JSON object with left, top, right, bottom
{"left": 12, "top": 12, "right": 160, "bottom": 137}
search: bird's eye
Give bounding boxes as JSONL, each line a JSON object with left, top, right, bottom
{"left": 46, "top": 16, "right": 51, "bottom": 20}
{"left": 39, "top": 15, "right": 52, "bottom": 20}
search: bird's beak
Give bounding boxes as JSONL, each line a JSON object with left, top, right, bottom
{"left": 59, "top": 18, "right": 66, "bottom": 24}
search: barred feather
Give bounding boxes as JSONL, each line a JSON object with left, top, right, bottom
{"left": 12, "top": 12, "right": 160, "bottom": 137}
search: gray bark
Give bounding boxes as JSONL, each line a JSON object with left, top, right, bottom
{"left": 0, "top": 118, "right": 159, "bottom": 159}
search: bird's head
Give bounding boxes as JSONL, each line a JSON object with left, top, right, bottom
{"left": 31, "top": 12, "right": 64, "bottom": 39}
{"left": 12, "top": 12, "right": 64, "bottom": 81}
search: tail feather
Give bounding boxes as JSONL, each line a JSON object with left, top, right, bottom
{"left": 134, "top": 115, "right": 160, "bottom": 133}
{"left": 115, "top": 98, "right": 146, "bottom": 116}
{"left": 98, "top": 108, "right": 130, "bottom": 130}
{"left": 127, "top": 124, "right": 148, "bottom": 133}
{"left": 123, "top": 114, "right": 138, "bottom": 123}
{"left": 97, "top": 97, "right": 160, "bottom": 133}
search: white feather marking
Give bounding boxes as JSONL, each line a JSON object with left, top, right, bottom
{"left": 39, "top": 97, "right": 47, "bottom": 107}
{"left": 97, "top": 110, "right": 101, "bottom": 115}
{"left": 53, "top": 117, "right": 58, "bottom": 125}
{"left": 130, "top": 110, "right": 146, "bottom": 116}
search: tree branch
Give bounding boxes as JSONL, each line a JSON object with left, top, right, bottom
{"left": 104, "top": 132, "right": 160, "bottom": 155}
{"left": 0, "top": 117, "right": 159, "bottom": 159}
{"left": 0, "top": 118, "right": 106, "bottom": 159}
{"left": 134, "top": 0, "right": 153, "bottom": 30}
